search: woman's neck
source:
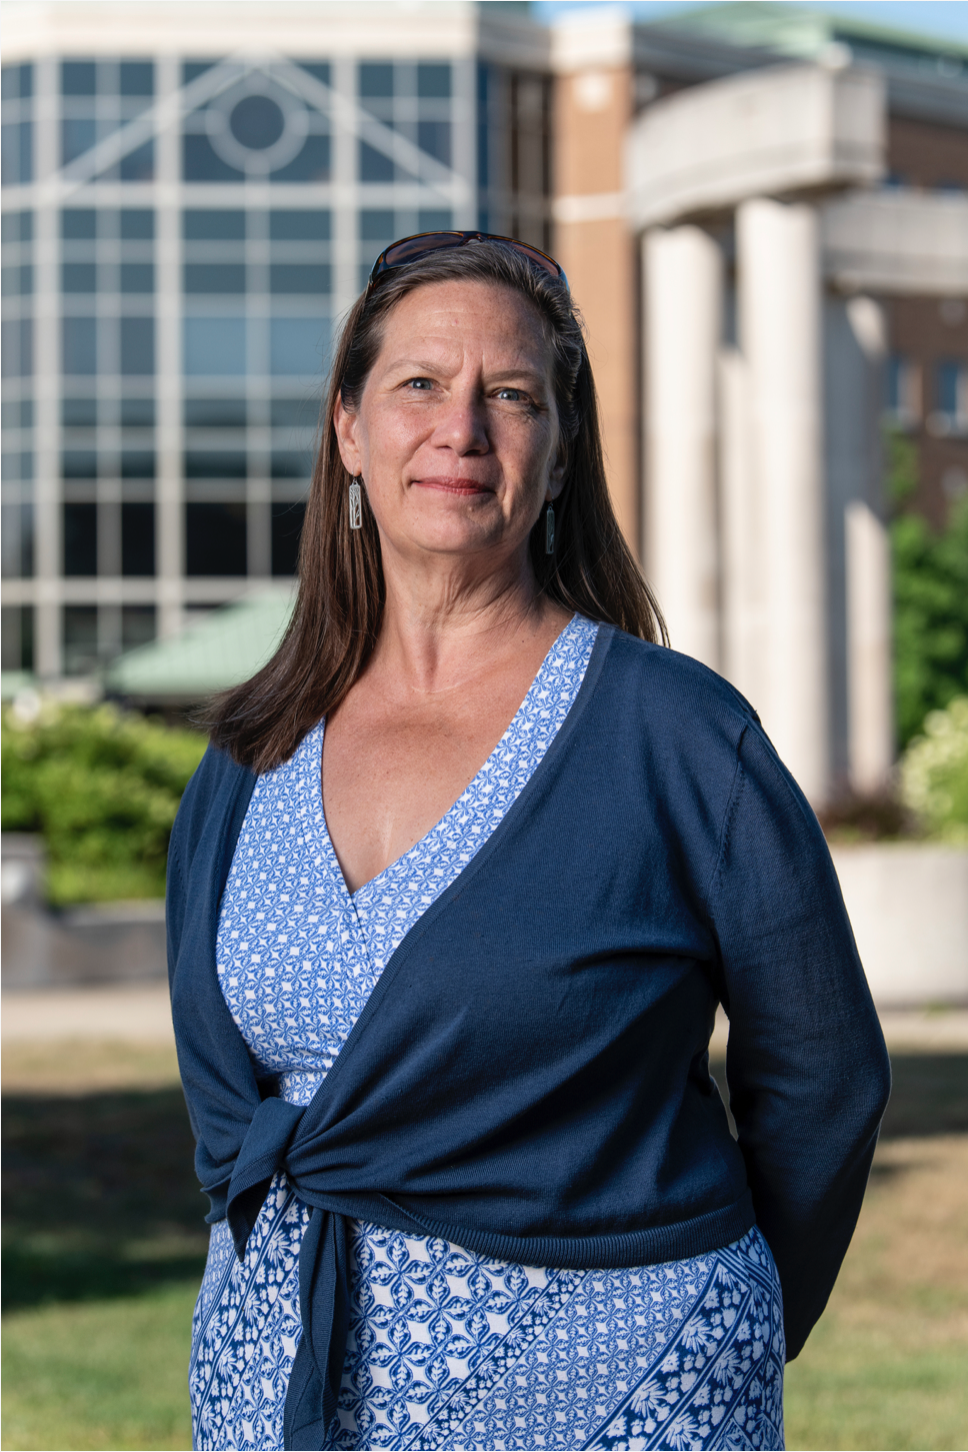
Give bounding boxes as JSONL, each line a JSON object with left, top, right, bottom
{"left": 371, "top": 548, "right": 566, "bottom": 698}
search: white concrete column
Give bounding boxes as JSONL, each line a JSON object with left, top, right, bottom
{"left": 643, "top": 225, "right": 722, "bottom": 670}
{"left": 718, "top": 345, "right": 764, "bottom": 707}
{"left": 846, "top": 500, "right": 893, "bottom": 793}
{"left": 737, "top": 198, "right": 828, "bottom": 803}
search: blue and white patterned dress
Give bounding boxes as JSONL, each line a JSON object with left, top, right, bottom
{"left": 190, "top": 614, "right": 786, "bottom": 1452}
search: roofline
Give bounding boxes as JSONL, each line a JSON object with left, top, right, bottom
{"left": 655, "top": 2, "right": 968, "bottom": 63}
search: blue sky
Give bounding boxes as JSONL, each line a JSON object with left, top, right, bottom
{"left": 530, "top": 2, "right": 968, "bottom": 46}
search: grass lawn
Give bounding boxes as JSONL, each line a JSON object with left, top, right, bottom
{"left": 2, "top": 1039, "right": 967, "bottom": 1451}
{"left": 2, "top": 1282, "right": 197, "bottom": 1452}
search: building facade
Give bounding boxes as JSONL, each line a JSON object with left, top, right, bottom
{"left": 1, "top": 0, "right": 550, "bottom": 680}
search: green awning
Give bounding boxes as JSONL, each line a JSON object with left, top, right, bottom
{"left": 105, "top": 590, "right": 295, "bottom": 704}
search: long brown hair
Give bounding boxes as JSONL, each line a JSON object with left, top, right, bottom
{"left": 208, "top": 242, "right": 666, "bottom": 770}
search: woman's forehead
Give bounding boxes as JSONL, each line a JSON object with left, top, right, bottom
{"left": 378, "top": 278, "right": 553, "bottom": 359}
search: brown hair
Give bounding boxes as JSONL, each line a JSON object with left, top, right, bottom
{"left": 208, "top": 242, "right": 666, "bottom": 771}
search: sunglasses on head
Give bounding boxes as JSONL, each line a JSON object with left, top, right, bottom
{"left": 368, "top": 230, "right": 568, "bottom": 291}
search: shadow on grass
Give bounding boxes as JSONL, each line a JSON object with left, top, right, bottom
{"left": 710, "top": 1052, "right": 968, "bottom": 1144}
{"left": 4, "top": 1053, "right": 966, "bottom": 1315}
{"left": 2, "top": 1086, "right": 209, "bottom": 1314}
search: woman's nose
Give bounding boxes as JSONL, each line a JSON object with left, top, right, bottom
{"left": 433, "top": 392, "right": 490, "bottom": 455}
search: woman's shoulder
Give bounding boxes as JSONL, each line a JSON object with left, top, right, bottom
{"left": 595, "top": 625, "right": 761, "bottom": 738}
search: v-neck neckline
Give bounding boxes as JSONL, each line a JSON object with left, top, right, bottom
{"left": 313, "top": 613, "right": 587, "bottom": 909}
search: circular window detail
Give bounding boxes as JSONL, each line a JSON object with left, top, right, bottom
{"left": 207, "top": 75, "right": 310, "bottom": 176}
{"left": 229, "top": 95, "right": 285, "bottom": 150}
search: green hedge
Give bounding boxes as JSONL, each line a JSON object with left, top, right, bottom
{"left": 888, "top": 431, "right": 968, "bottom": 750}
{"left": 900, "top": 695, "right": 968, "bottom": 843}
{"left": 1, "top": 702, "right": 206, "bottom": 906}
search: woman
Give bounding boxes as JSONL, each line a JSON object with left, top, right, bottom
{"left": 168, "top": 232, "right": 891, "bottom": 1452}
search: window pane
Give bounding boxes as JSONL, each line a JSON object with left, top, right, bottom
{"left": 1, "top": 318, "right": 33, "bottom": 378}
{"left": 121, "top": 262, "right": 154, "bottom": 293}
{"left": 120, "top": 62, "right": 154, "bottom": 97}
{"left": 121, "top": 316, "right": 155, "bottom": 375}
{"left": 418, "top": 208, "right": 453, "bottom": 232}
{"left": 298, "top": 63, "right": 331, "bottom": 87}
{"left": 269, "top": 135, "right": 331, "bottom": 184}
{"left": 271, "top": 500, "right": 306, "bottom": 576}
{"left": 62, "top": 209, "right": 97, "bottom": 240}
{"left": 183, "top": 209, "right": 246, "bottom": 241}
{"left": 1, "top": 210, "right": 27, "bottom": 242}
{"left": 121, "top": 450, "right": 155, "bottom": 478}
{"left": 360, "top": 209, "right": 395, "bottom": 243}
{"left": 62, "top": 118, "right": 97, "bottom": 166}
{"left": 119, "top": 142, "right": 154, "bottom": 182}
{"left": 1, "top": 504, "right": 33, "bottom": 578}
{"left": 359, "top": 63, "right": 394, "bottom": 98}
{"left": 121, "top": 504, "right": 155, "bottom": 577}
{"left": 185, "top": 450, "right": 247, "bottom": 478}
{"left": 182, "top": 133, "right": 244, "bottom": 183}
{"left": 63, "top": 605, "right": 99, "bottom": 675}
{"left": 185, "top": 501, "right": 247, "bottom": 576}
{"left": 183, "top": 62, "right": 217, "bottom": 85}
{"left": 120, "top": 397, "right": 155, "bottom": 427}
{"left": 120, "top": 208, "right": 154, "bottom": 240}
{"left": 2, "top": 604, "right": 35, "bottom": 672}
{"left": 62, "top": 317, "right": 97, "bottom": 375}
{"left": 269, "top": 209, "right": 331, "bottom": 241}
{"left": 417, "top": 120, "right": 450, "bottom": 167}
{"left": 417, "top": 63, "right": 451, "bottom": 99}
{"left": 62, "top": 262, "right": 97, "bottom": 293}
{"left": 269, "top": 316, "right": 329, "bottom": 376}
{"left": 62, "top": 61, "right": 97, "bottom": 96}
{"left": 937, "top": 360, "right": 964, "bottom": 415}
{"left": 271, "top": 450, "right": 312, "bottom": 479}
{"left": 183, "top": 317, "right": 247, "bottom": 376}
{"left": 184, "top": 397, "right": 247, "bottom": 428}
{"left": 183, "top": 262, "right": 246, "bottom": 294}
{"left": 270, "top": 397, "right": 314, "bottom": 427}
{"left": 269, "top": 264, "right": 330, "bottom": 295}
{"left": 62, "top": 449, "right": 98, "bottom": 478}
{"left": 62, "top": 397, "right": 97, "bottom": 427}
{"left": 359, "top": 141, "right": 394, "bottom": 184}
{"left": 63, "top": 502, "right": 98, "bottom": 575}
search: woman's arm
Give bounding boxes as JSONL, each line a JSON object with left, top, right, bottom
{"left": 706, "top": 721, "right": 891, "bottom": 1360}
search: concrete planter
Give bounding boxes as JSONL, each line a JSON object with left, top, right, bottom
{"left": 830, "top": 843, "right": 968, "bottom": 1008}
{"left": 1, "top": 834, "right": 166, "bottom": 990}
{"left": 3, "top": 834, "right": 966, "bottom": 1007}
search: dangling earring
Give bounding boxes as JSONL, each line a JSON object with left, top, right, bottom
{"left": 349, "top": 476, "right": 363, "bottom": 530}
{"left": 545, "top": 501, "right": 555, "bottom": 555}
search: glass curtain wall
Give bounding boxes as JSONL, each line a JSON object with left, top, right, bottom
{"left": 2, "top": 46, "right": 549, "bottom": 679}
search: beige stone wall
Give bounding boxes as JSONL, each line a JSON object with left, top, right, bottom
{"left": 553, "top": 66, "right": 639, "bottom": 558}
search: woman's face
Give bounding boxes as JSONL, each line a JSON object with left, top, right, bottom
{"left": 334, "top": 279, "right": 564, "bottom": 572}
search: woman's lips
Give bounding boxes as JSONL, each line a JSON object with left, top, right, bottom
{"left": 412, "top": 477, "right": 494, "bottom": 497}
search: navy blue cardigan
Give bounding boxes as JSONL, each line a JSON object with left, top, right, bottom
{"left": 167, "top": 626, "right": 891, "bottom": 1449}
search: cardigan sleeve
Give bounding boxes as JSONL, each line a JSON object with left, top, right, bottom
{"left": 706, "top": 721, "right": 891, "bottom": 1361}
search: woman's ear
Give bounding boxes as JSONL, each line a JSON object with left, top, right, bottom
{"left": 546, "top": 443, "right": 567, "bottom": 502}
{"left": 334, "top": 395, "right": 363, "bottom": 478}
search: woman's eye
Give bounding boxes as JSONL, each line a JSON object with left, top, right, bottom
{"left": 495, "top": 387, "right": 528, "bottom": 403}
{"left": 407, "top": 377, "right": 434, "bottom": 391}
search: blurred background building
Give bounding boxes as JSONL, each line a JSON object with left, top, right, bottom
{"left": 2, "top": 0, "right": 967, "bottom": 805}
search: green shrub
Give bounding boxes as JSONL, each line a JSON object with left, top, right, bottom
{"left": 888, "top": 422, "right": 968, "bottom": 750}
{"left": 1, "top": 701, "right": 206, "bottom": 905}
{"left": 900, "top": 695, "right": 968, "bottom": 844}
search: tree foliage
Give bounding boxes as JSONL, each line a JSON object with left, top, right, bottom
{"left": 1, "top": 701, "right": 206, "bottom": 905}
{"left": 887, "top": 430, "right": 968, "bottom": 749}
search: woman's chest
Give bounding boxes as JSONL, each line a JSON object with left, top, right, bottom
{"left": 321, "top": 684, "right": 532, "bottom": 894}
